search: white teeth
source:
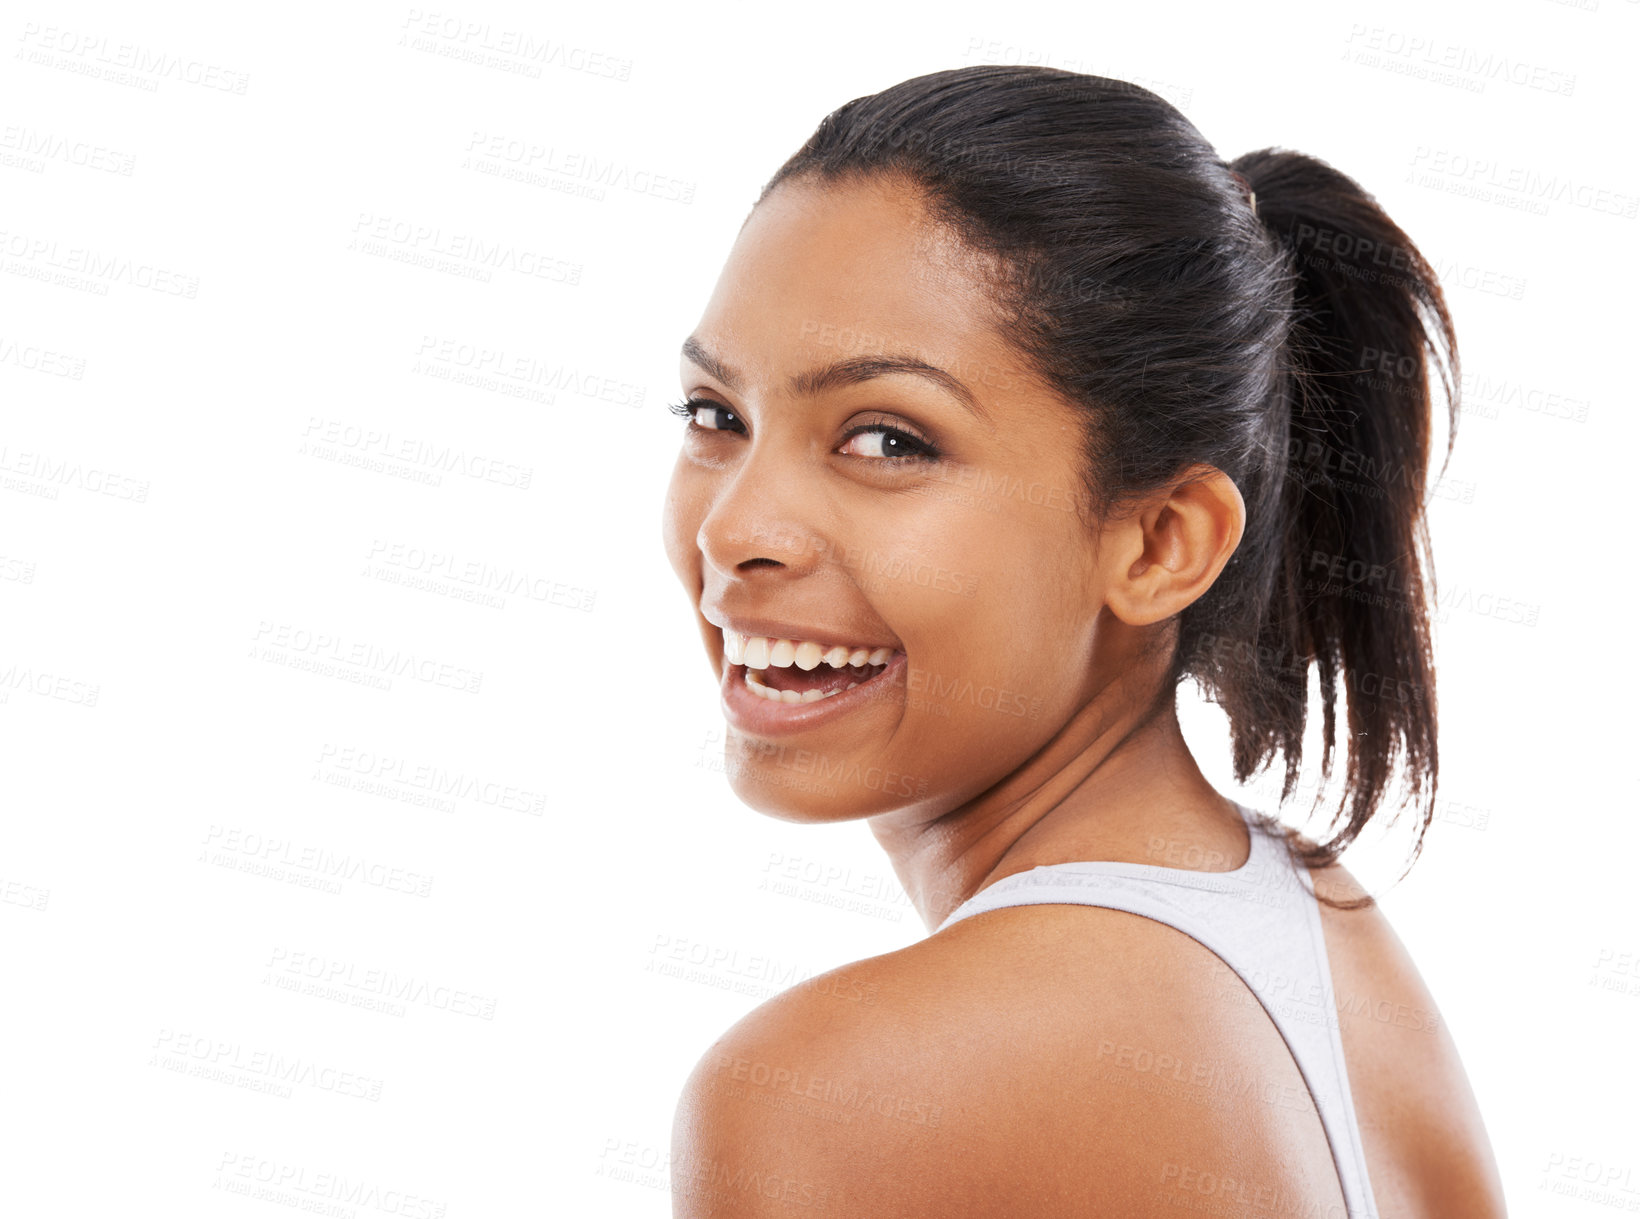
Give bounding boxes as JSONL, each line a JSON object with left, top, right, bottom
{"left": 720, "top": 627, "right": 899, "bottom": 672}
{"left": 744, "top": 667, "right": 863, "bottom": 703}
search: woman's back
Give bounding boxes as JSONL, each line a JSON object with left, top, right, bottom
{"left": 671, "top": 806, "right": 1505, "bottom": 1217}
{"left": 1306, "top": 858, "right": 1505, "bottom": 1215}
{"left": 931, "top": 801, "right": 1382, "bottom": 1214}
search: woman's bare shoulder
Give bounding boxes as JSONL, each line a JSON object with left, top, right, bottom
{"left": 671, "top": 905, "right": 1350, "bottom": 1218}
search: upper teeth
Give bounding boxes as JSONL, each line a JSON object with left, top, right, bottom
{"left": 722, "top": 629, "right": 896, "bottom": 670}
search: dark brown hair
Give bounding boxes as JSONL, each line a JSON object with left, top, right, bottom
{"left": 758, "top": 66, "right": 1459, "bottom": 901}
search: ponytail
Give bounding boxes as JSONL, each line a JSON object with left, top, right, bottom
{"left": 761, "top": 68, "right": 1460, "bottom": 900}
{"left": 1228, "top": 149, "right": 1458, "bottom": 895}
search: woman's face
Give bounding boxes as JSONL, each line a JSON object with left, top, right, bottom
{"left": 662, "top": 173, "right": 1127, "bottom": 824}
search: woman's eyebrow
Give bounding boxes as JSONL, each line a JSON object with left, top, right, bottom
{"left": 681, "top": 335, "right": 991, "bottom": 425}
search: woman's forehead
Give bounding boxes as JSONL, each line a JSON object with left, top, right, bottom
{"left": 695, "top": 178, "right": 1021, "bottom": 383}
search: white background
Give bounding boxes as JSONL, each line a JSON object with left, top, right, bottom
{"left": 3, "top": 0, "right": 1636, "bottom": 1215}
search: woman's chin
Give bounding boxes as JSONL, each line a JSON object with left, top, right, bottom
{"left": 725, "top": 768, "right": 854, "bottom": 824}
{"left": 722, "top": 761, "right": 908, "bottom": 824}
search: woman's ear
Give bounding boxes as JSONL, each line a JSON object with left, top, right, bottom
{"left": 1099, "top": 465, "right": 1246, "bottom": 627}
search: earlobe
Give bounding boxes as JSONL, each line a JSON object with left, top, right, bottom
{"left": 1103, "top": 466, "right": 1245, "bottom": 627}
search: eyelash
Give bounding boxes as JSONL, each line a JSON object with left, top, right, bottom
{"left": 667, "top": 397, "right": 941, "bottom": 463}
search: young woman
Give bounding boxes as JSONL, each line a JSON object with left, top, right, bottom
{"left": 660, "top": 66, "right": 1504, "bottom": 1218}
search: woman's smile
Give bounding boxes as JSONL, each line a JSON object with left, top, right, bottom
{"left": 660, "top": 175, "right": 1118, "bottom": 822}
{"left": 705, "top": 611, "right": 907, "bottom": 732}
{"left": 721, "top": 643, "right": 910, "bottom": 738}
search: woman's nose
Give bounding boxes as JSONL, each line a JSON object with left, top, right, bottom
{"left": 695, "top": 440, "right": 828, "bottom": 581}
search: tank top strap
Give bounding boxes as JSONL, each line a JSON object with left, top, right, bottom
{"left": 934, "top": 802, "right": 1380, "bottom": 1219}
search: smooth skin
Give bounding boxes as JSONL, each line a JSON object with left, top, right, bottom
{"left": 661, "top": 173, "right": 1505, "bottom": 1217}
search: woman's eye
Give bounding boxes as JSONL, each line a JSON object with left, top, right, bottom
{"left": 667, "top": 397, "right": 744, "bottom": 433}
{"left": 838, "top": 425, "right": 939, "bottom": 463}
{"left": 667, "top": 398, "right": 939, "bottom": 464}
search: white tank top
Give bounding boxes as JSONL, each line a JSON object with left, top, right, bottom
{"left": 933, "top": 800, "right": 1380, "bottom": 1218}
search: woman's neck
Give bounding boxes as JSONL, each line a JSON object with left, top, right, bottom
{"left": 867, "top": 698, "right": 1249, "bottom": 932}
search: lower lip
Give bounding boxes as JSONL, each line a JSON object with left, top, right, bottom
{"left": 720, "top": 651, "right": 906, "bottom": 738}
